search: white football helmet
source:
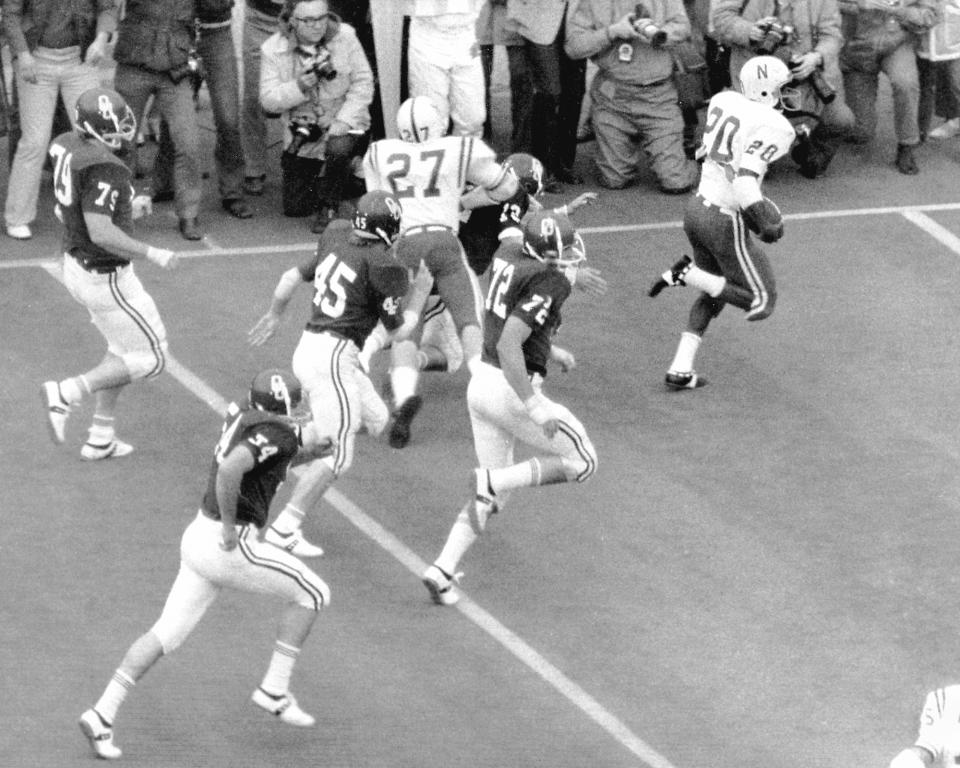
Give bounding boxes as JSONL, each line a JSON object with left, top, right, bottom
{"left": 396, "top": 96, "right": 447, "bottom": 143}
{"left": 739, "top": 55, "right": 798, "bottom": 109}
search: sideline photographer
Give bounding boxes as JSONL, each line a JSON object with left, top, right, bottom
{"left": 260, "top": 0, "right": 374, "bottom": 234}
{"left": 566, "top": 0, "right": 699, "bottom": 194}
{"left": 712, "top": 0, "right": 856, "bottom": 178}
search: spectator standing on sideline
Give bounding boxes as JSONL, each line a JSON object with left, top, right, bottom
{"left": 647, "top": 56, "right": 794, "bottom": 389}
{"left": 508, "top": 0, "right": 587, "bottom": 189}
{"left": 711, "top": 0, "right": 855, "bottom": 179}
{"left": 113, "top": 0, "right": 205, "bottom": 240}
{"left": 2, "top": 0, "right": 115, "bottom": 241}
{"left": 241, "top": 0, "right": 284, "bottom": 196}
{"left": 477, "top": 0, "right": 533, "bottom": 147}
{"left": 565, "top": 0, "right": 699, "bottom": 194}
{"left": 41, "top": 87, "right": 179, "bottom": 460}
{"left": 260, "top": 0, "right": 374, "bottom": 234}
{"left": 887, "top": 684, "right": 960, "bottom": 768}
{"left": 248, "top": 191, "right": 419, "bottom": 558}
{"left": 917, "top": 0, "right": 960, "bottom": 140}
{"left": 422, "top": 210, "right": 604, "bottom": 606}
{"left": 838, "top": 0, "right": 939, "bottom": 174}
{"left": 405, "top": 0, "right": 486, "bottom": 137}
{"left": 78, "top": 370, "right": 333, "bottom": 760}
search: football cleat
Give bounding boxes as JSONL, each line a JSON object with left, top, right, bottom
{"left": 648, "top": 256, "right": 693, "bottom": 297}
{"left": 422, "top": 564, "right": 462, "bottom": 606}
{"left": 79, "top": 708, "right": 122, "bottom": 760}
{"left": 665, "top": 370, "right": 708, "bottom": 390}
{"left": 251, "top": 688, "right": 316, "bottom": 727}
{"left": 41, "top": 381, "right": 71, "bottom": 444}
{"left": 264, "top": 526, "right": 325, "bottom": 557}
{"left": 81, "top": 439, "right": 135, "bottom": 461}
{"left": 388, "top": 395, "right": 423, "bottom": 449}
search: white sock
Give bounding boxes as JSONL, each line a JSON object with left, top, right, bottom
{"left": 94, "top": 670, "right": 135, "bottom": 725}
{"left": 669, "top": 332, "right": 702, "bottom": 373}
{"left": 260, "top": 641, "right": 300, "bottom": 696}
{"left": 272, "top": 505, "right": 306, "bottom": 534}
{"left": 87, "top": 415, "right": 116, "bottom": 446}
{"left": 684, "top": 267, "right": 726, "bottom": 297}
{"left": 435, "top": 506, "right": 478, "bottom": 575}
{"left": 391, "top": 365, "right": 418, "bottom": 406}
{"left": 487, "top": 459, "right": 537, "bottom": 494}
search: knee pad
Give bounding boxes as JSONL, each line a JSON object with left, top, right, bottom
{"left": 123, "top": 340, "right": 168, "bottom": 380}
{"left": 562, "top": 450, "right": 598, "bottom": 484}
{"left": 292, "top": 575, "right": 331, "bottom": 611}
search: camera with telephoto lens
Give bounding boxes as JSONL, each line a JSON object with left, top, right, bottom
{"left": 633, "top": 3, "right": 668, "bottom": 47}
{"left": 753, "top": 19, "right": 795, "bottom": 55}
{"left": 303, "top": 46, "right": 338, "bottom": 81}
{"left": 790, "top": 56, "right": 836, "bottom": 104}
{"left": 284, "top": 119, "right": 325, "bottom": 156}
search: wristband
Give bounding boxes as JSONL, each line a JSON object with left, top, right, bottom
{"left": 523, "top": 394, "right": 551, "bottom": 426}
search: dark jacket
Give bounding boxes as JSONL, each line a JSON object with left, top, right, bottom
{"left": 198, "top": 0, "right": 233, "bottom": 24}
{"left": 2, "top": 0, "right": 116, "bottom": 57}
{"left": 114, "top": 0, "right": 196, "bottom": 73}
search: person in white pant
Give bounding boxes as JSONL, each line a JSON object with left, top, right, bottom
{"left": 405, "top": 0, "right": 486, "bottom": 136}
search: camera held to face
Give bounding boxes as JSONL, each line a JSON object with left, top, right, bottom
{"left": 633, "top": 3, "right": 668, "bottom": 47}
{"left": 789, "top": 56, "right": 836, "bottom": 104}
{"left": 284, "top": 119, "right": 325, "bottom": 156}
{"left": 753, "top": 19, "right": 795, "bottom": 55}
{"left": 303, "top": 46, "right": 338, "bottom": 82}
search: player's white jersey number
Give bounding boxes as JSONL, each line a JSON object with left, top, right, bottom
{"left": 702, "top": 105, "right": 779, "bottom": 165}
{"left": 49, "top": 144, "right": 73, "bottom": 207}
{"left": 485, "top": 256, "right": 515, "bottom": 320}
{"left": 385, "top": 149, "right": 446, "bottom": 199}
{"left": 312, "top": 252, "right": 357, "bottom": 318}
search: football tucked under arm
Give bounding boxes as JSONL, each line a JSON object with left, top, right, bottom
{"left": 742, "top": 197, "right": 784, "bottom": 243}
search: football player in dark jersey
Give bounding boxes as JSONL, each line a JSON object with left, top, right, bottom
{"left": 248, "top": 190, "right": 423, "bottom": 557}
{"left": 41, "top": 87, "right": 181, "bottom": 460}
{"left": 80, "top": 370, "right": 334, "bottom": 759}
{"left": 422, "top": 211, "right": 607, "bottom": 606}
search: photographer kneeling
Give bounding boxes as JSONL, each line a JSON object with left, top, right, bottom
{"left": 260, "top": 0, "right": 374, "bottom": 233}
{"left": 712, "top": 0, "right": 856, "bottom": 178}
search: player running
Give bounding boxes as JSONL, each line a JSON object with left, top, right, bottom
{"left": 648, "top": 55, "right": 796, "bottom": 390}
{"left": 422, "top": 210, "right": 607, "bottom": 606}
{"left": 361, "top": 95, "right": 518, "bottom": 448}
{"left": 248, "top": 190, "right": 423, "bottom": 557}
{"left": 79, "top": 369, "right": 333, "bottom": 759}
{"left": 40, "top": 87, "right": 179, "bottom": 459}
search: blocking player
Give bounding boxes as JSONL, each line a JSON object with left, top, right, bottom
{"left": 459, "top": 152, "right": 599, "bottom": 277}
{"left": 248, "top": 190, "right": 422, "bottom": 557}
{"left": 361, "top": 95, "right": 518, "bottom": 449}
{"left": 888, "top": 685, "right": 960, "bottom": 768}
{"left": 41, "top": 87, "right": 179, "bottom": 460}
{"left": 79, "top": 369, "right": 333, "bottom": 759}
{"left": 647, "top": 55, "right": 796, "bottom": 390}
{"left": 422, "top": 210, "right": 607, "bottom": 606}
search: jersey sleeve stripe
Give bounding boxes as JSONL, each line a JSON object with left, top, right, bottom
{"left": 458, "top": 137, "right": 473, "bottom": 189}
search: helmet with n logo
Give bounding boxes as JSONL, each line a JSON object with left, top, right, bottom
{"left": 74, "top": 87, "right": 136, "bottom": 151}
{"left": 396, "top": 95, "right": 447, "bottom": 143}
{"left": 739, "top": 55, "right": 795, "bottom": 109}
{"left": 249, "top": 368, "right": 302, "bottom": 417}
{"left": 522, "top": 210, "right": 586, "bottom": 269}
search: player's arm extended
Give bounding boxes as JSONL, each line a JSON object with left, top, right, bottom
{"left": 497, "top": 316, "right": 558, "bottom": 439}
{"left": 84, "top": 211, "right": 177, "bottom": 268}
{"left": 248, "top": 267, "right": 305, "bottom": 346}
{"left": 215, "top": 445, "right": 255, "bottom": 551}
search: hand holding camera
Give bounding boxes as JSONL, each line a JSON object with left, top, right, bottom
{"left": 285, "top": 119, "right": 326, "bottom": 156}
{"left": 632, "top": 3, "right": 668, "bottom": 47}
{"left": 789, "top": 53, "right": 836, "bottom": 104}
{"left": 297, "top": 45, "right": 338, "bottom": 93}
{"left": 750, "top": 16, "right": 796, "bottom": 54}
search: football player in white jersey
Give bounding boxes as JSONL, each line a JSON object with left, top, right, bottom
{"left": 889, "top": 685, "right": 960, "bottom": 768}
{"left": 648, "top": 55, "right": 797, "bottom": 390}
{"left": 361, "top": 95, "right": 517, "bottom": 447}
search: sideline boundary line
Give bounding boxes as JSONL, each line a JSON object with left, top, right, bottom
{"left": 8, "top": 201, "right": 960, "bottom": 270}
{"left": 38, "top": 263, "right": 679, "bottom": 768}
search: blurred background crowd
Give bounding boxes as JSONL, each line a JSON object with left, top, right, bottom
{"left": 0, "top": 0, "right": 958, "bottom": 242}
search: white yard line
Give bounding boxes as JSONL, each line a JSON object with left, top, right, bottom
{"left": 38, "top": 258, "right": 678, "bottom": 768}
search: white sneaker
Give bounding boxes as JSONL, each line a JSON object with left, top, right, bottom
{"left": 422, "top": 564, "right": 461, "bottom": 606}
{"left": 79, "top": 708, "right": 122, "bottom": 759}
{"left": 41, "top": 381, "right": 70, "bottom": 444}
{"left": 251, "top": 688, "right": 315, "bottom": 727}
{"left": 264, "top": 525, "right": 324, "bottom": 557}
{"left": 7, "top": 224, "right": 32, "bottom": 240}
{"left": 928, "top": 118, "right": 960, "bottom": 139}
{"left": 81, "top": 440, "right": 135, "bottom": 461}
